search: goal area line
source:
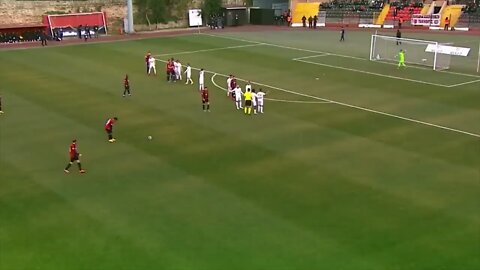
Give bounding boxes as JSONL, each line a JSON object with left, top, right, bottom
{"left": 200, "top": 33, "right": 480, "bottom": 82}
{"left": 294, "top": 54, "right": 480, "bottom": 88}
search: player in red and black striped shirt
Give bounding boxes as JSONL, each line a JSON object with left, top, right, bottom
{"left": 201, "top": 87, "right": 210, "bottom": 112}
{"left": 0, "top": 95, "right": 3, "bottom": 114}
{"left": 230, "top": 76, "right": 237, "bottom": 101}
{"left": 105, "top": 117, "right": 118, "bottom": 143}
{"left": 145, "top": 51, "right": 151, "bottom": 74}
{"left": 123, "top": 74, "right": 131, "bottom": 97}
{"left": 64, "top": 139, "right": 85, "bottom": 173}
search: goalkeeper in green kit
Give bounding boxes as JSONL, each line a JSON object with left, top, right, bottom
{"left": 397, "top": 49, "right": 406, "bottom": 69}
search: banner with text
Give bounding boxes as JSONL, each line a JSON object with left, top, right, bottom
{"left": 425, "top": 44, "right": 471, "bottom": 56}
{"left": 411, "top": 14, "right": 441, "bottom": 26}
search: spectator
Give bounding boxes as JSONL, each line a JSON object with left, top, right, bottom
{"left": 313, "top": 15, "right": 318, "bottom": 29}
{"left": 308, "top": 16, "right": 313, "bottom": 28}
{"left": 302, "top": 15, "right": 307, "bottom": 27}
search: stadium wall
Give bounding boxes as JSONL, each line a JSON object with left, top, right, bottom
{"left": 0, "top": 0, "right": 126, "bottom": 29}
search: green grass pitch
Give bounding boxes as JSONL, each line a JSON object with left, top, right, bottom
{"left": 0, "top": 29, "right": 479, "bottom": 270}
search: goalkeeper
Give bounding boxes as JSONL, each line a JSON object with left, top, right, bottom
{"left": 397, "top": 49, "right": 406, "bottom": 68}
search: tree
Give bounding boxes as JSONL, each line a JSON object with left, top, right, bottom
{"left": 202, "top": 0, "right": 222, "bottom": 18}
{"left": 134, "top": 0, "right": 167, "bottom": 25}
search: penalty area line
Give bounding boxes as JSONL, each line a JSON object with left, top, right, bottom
{"left": 155, "top": 59, "right": 480, "bottom": 138}
{"left": 153, "top": 43, "right": 266, "bottom": 57}
{"left": 210, "top": 74, "right": 332, "bottom": 104}
{"left": 201, "top": 33, "right": 480, "bottom": 79}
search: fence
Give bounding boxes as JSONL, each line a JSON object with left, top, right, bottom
{"left": 325, "top": 10, "right": 380, "bottom": 25}
{"left": 455, "top": 12, "right": 480, "bottom": 29}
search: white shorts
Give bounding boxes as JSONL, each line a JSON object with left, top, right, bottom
{"left": 199, "top": 83, "right": 204, "bottom": 90}
{"left": 257, "top": 100, "right": 264, "bottom": 106}
{"left": 235, "top": 97, "right": 242, "bottom": 102}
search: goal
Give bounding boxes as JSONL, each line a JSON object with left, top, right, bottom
{"left": 369, "top": 34, "right": 451, "bottom": 71}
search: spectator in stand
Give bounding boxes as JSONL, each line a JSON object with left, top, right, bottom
{"left": 444, "top": 17, "right": 450, "bottom": 30}
{"left": 308, "top": 16, "right": 313, "bottom": 28}
{"left": 313, "top": 15, "right": 318, "bottom": 29}
{"left": 302, "top": 15, "right": 307, "bottom": 27}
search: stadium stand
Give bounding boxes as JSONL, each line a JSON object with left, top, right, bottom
{"left": 292, "top": 2, "right": 321, "bottom": 26}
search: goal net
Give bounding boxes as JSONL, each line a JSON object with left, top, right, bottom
{"left": 369, "top": 34, "right": 451, "bottom": 71}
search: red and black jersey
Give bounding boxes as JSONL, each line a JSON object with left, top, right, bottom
{"left": 167, "top": 61, "right": 174, "bottom": 72}
{"left": 69, "top": 142, "right": 78, "bottom": 158}
{"left": 230, "top": 78, "right": 237, "bottom": 90}
{"left": 124, "top": 77, "right": 129, "bottom": 88}
{"left": 201, "top": 89, "right": 209, "bottom": 102}
{"left": 105, "top": 118, "right": 115, "bottom": 131}
{"left": 145, "top": 53, "right": 151, "bottom": 63}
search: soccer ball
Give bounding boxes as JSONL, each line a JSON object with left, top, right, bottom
{"left": 147, "top": 136, "right": 152, "bottom": 140}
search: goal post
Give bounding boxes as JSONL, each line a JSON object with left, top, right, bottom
{"left": 369, "top": 34, "right": 451, "bottom": 71}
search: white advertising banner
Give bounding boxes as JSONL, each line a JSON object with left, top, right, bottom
{"left": 188, "top": 9, "right": 203, "bottom": 27}
{"left": 411, "top": 14, "right": 441, "bottom": 26}
{"left": 425, "top": 44, "right": 471, "bottom": 56}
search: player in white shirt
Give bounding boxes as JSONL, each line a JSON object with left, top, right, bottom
{"left": 199, "top": 69, "right": 205, "bottom": 90}
{"left": 256, "top": 89, "right": 266, "bottom": 113}
{"left": 245, "top": 81, "right": 252, "bottom": 92}
{"left": 233, "top": 86, "right": 243, "bottom": 110}
{"left": 251, "top": 89, "right": 258, "bottom": 114}
{"left": 226, "top": 75, "right": 232, "bottom": 97}
{"left": 184, "top": 63, "right": 193, "bottom": 84}
{"left": 148, "top": 56, "right": 156, "bottom": 75}
{"left": 177, "top": 60, "right": 182, "bottom": 81}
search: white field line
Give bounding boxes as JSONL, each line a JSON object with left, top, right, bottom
{"left": 200, "top": 33, "right": 367, "bottom": 61}
{"left": 210, "top": 74, "right": 331, "bottom": 104}
{"left": 153, "top": 43, "right": 265, "bottom": 57}
{"left": 374, "top": 59, "right": 480, "bottom": 79}
{"left": 447, "top": 79, "right": 480, "bottom": 88}
{"left": 293, "top": 54, "right": 330, "bottom": 60}
{"left": 201, "top": 33, "right": 480, "bottom": 79}
{"left": 156, "top": 57, "right": 480, "bottom": 138}
{"left": 296, "top": 58, "right": 451, "bottom": 88}
{"left": 157, "top": 58, "right": 334, "bottom": 103}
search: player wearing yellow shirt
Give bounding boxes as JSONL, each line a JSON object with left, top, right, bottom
{"left": 244, "top": 91, "right": 253, "bottom": 115}
{"left": 397, "top": 49, "right": 406, "bottom": 68}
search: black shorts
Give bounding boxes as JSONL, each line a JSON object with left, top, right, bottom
{"left": 70, "top": 153, "right": 79, "bottom": 162}
{"left": 125, "top": 85, "right": 130, "bottom": 91}
{"left": 106, "top": 128, "right": 112, "bottom": 135}
{"left": 202, "top": 99, "right": 209, "bottom": 104}
{"left": 245, "top": 100, "right": 252, "bottom": 107}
